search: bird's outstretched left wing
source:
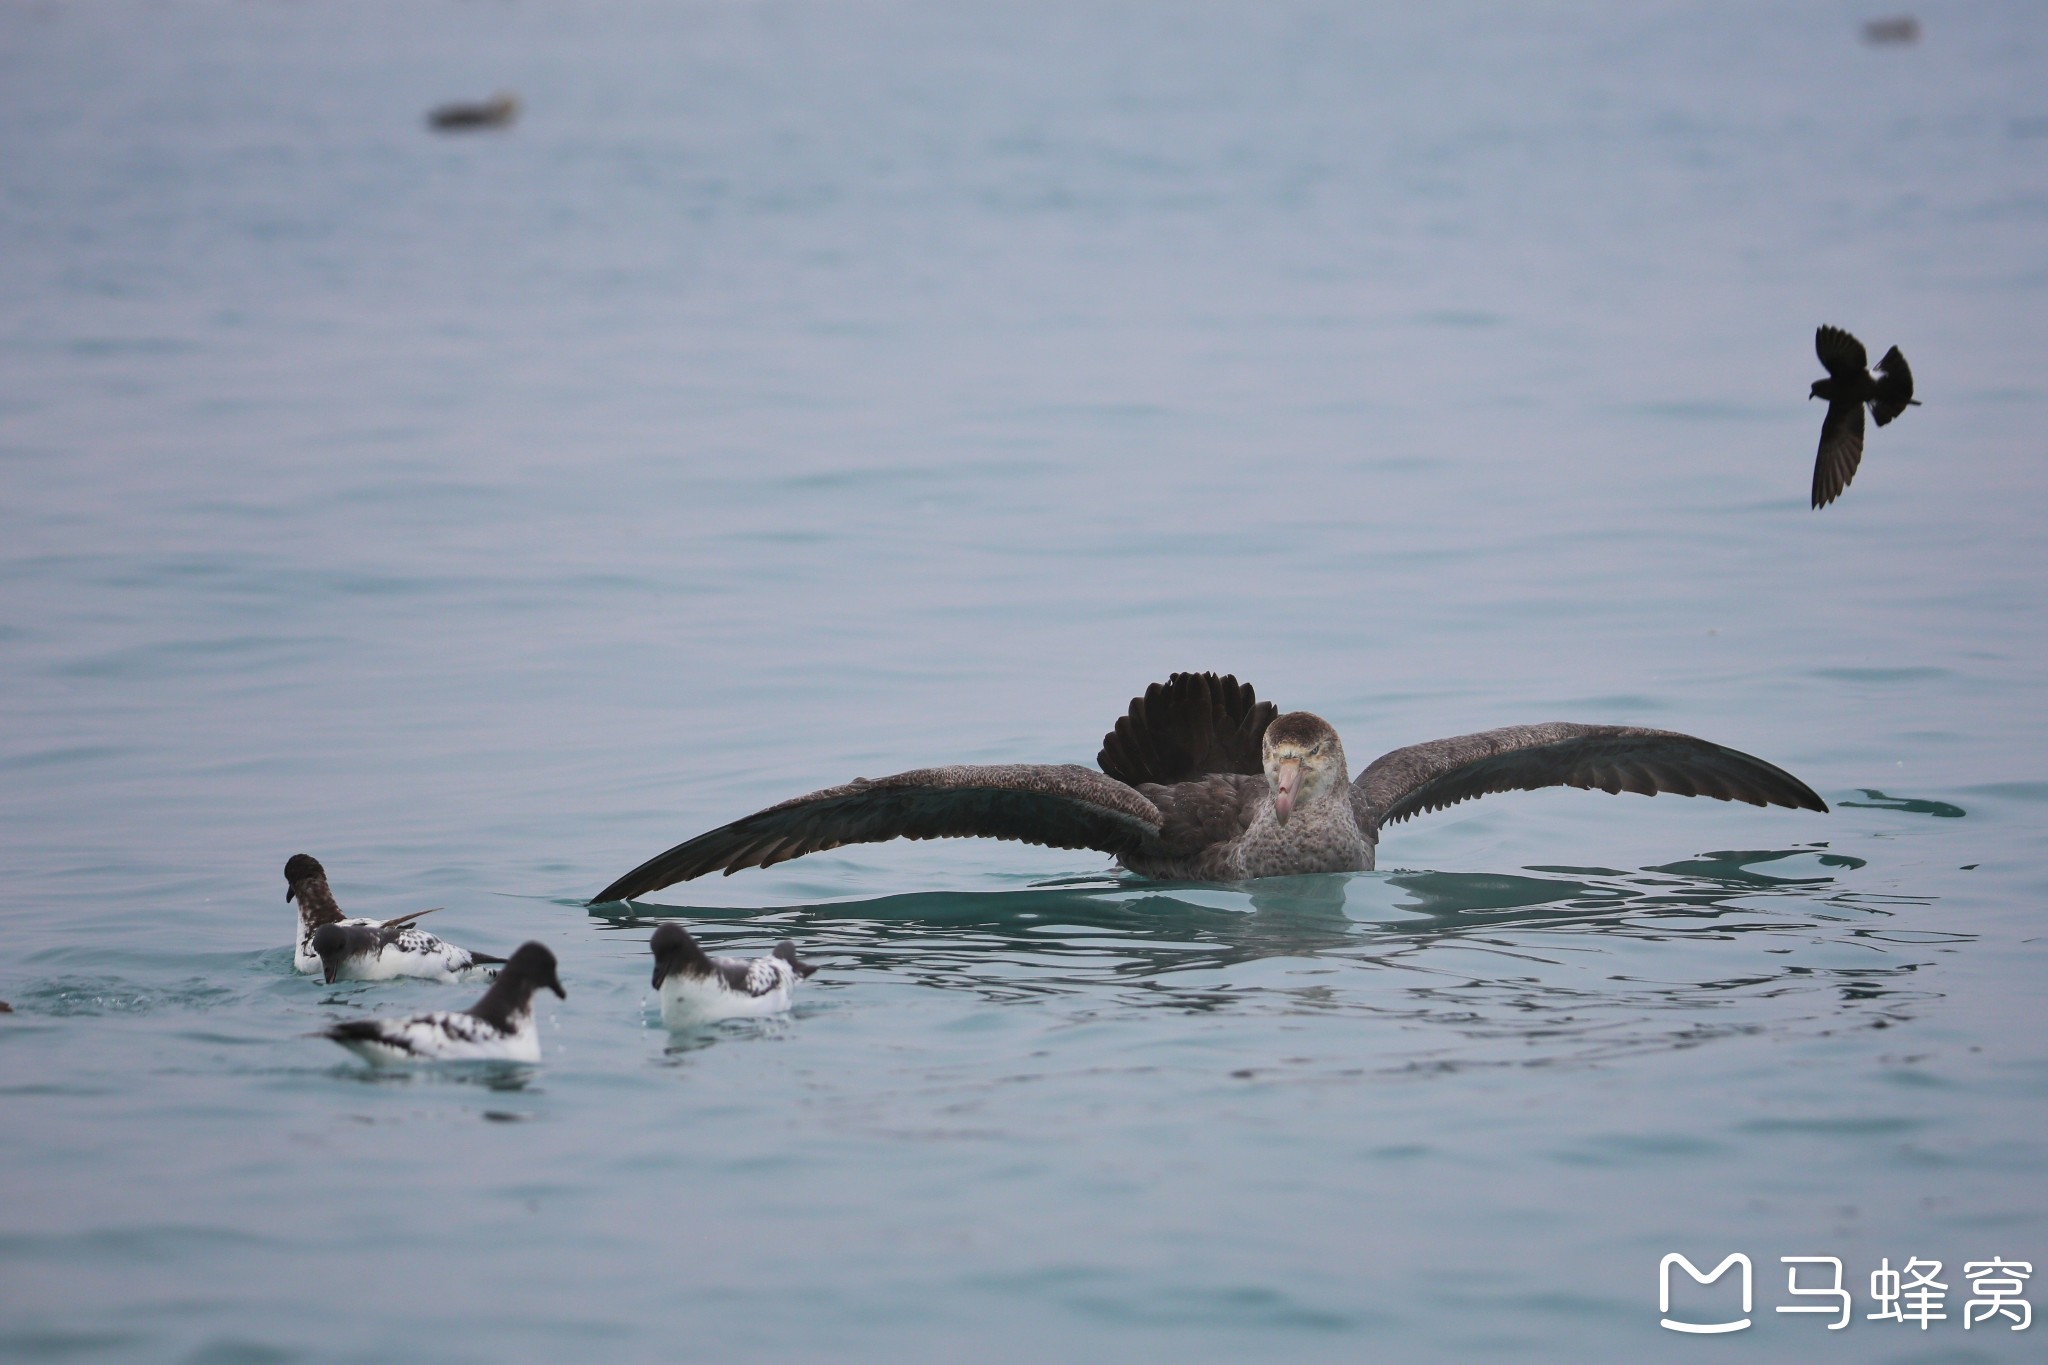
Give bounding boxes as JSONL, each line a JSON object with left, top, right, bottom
{"left": 1353, "top": 723, "right": 1826, "bottom": 833}
{"left": 591, "top": 765, "right": 1164, "bottom": 903}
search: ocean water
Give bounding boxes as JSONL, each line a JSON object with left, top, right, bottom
{"left": 3, "top": 1, "right": 2046, "bottom": 1359}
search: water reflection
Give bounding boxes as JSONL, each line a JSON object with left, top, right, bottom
{"left": 580, "top": 847, "right": 1952, "bottom": 1060}
{"left": 327, "top": 1060, "right": 538, "bottom": 1093}
{"left": 1839, "top": 789, "right": 1968, "bottom": 818}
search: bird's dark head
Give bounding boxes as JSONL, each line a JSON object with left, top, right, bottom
{"left": 502, "top": 942, "right": 566, "bottom": 999}
{"left": 649, "top": 922, "right": 711, "bottom": 988}
{"left": 1260, "top": 712, "right": 1348, "bottom": 824}
{"left": 284, "top": 853, "right": 326, "bottom": 901}
{"left": 309, "top": 921, "right": 372, "bottom": 985}
{"left": 1808, "top": 380, "right": 1826, "bottom": 400}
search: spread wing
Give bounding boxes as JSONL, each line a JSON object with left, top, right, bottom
{"left": 1815, "top": 324, "right": 1867, "bottom": 378}
{"left": 1870, "top": 345, "right": 1916, "bottom": 425}
{"left": 1354, "top": 723, "right": 1827, "bottom": 832}
{"left": 1812, "top": 398, "right": 1865, "bottom": 509}
{"left": 591, "top": 764, "right": 1164, "bottom": 902}
{"left": 1098, "top": 672, "right": 1276, "bottom": 787}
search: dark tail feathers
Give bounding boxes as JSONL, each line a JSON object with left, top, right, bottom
{"left": 1097, "top": 672, "right": 1276, "bottom": 787}
{"left": 773, "top": 941, "right": 818, "bottom": 979}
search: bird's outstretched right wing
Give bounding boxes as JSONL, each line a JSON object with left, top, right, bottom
{"left": 1815, "top": 324, "right": 1867, "bottom": 378}
{"left": 1353, "top": 723, "right": 1827, "bottom": 833}
{"left": 1812, "top": 398, "right": 1865, "bottom": 508}
{"left": 591, "top": 765, "right": 1163, "bottom": 903}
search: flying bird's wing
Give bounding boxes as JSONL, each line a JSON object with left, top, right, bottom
{"left": 591, "top": 765, "right": 1164, "bottom": 902}
{"left": 1352, "top": 723, "right": 1826, "bottom": 833}
{"left": 1098, "top": 672, "right": 1276, "bottom": 786}
{"left": 1870, "top": 346, "right": 1917, "bottom": 425}
{"left": 378, "top": 907, "right": 443, "bottom": 930}
{"left": 1812, "top": 398, "right": 1865, "bottom": 509}
{"left": 1815, "top": 325, "right": 1868, "bottom": 378}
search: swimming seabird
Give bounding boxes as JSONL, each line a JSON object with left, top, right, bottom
{"left": 590, "top": 673, "right": 1828, "bottom": 902}
{"left": 1810, "top": 324, "right": 1919, "bottom": 508}
{"left": 285, "top": 854, "right": 504, "bottom": 982}
{"left": 321, "top": 941, "right": 565, "bottom": 1065}
{"left": 648, "top": 923, "right": 817, "bottom": 1026}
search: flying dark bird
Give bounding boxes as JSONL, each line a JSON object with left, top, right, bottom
{"left": 284, "top": 854, "right": 504, "bottom": 983}
{"left": 648, "top": 923, "right": 817, "bottom": 1026}
{"left": 1809, "top": 325, "right": 1919, "bottom": 508}
{"left": 427, "top": 93, "right": 519, "bottom": 132}
{"left": 321, "top": 942, "right": 565, "bottom": 1065}
{"left": 590, "top": 673, "right": 1827, "bottom": 903}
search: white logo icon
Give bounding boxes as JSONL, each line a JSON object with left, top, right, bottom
{"left": 1661, "top": 1253, "right": 1753, "bottom": 1334}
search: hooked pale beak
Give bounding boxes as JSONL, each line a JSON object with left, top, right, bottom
{"left": 1273, "top": 758, "right": 1302, "bottom": 824}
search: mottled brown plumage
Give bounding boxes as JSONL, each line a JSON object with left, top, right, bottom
{"left": 590, "top": 673, "right": 1827, "bottom": 902}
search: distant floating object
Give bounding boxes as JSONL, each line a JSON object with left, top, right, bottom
{"left": 0, "top": 1000, "right": 12, "bottom": 1013}
{"left": 427, "top": 92, "right": 519, "bottom": 132}
{"left": 1808, "top": 325, "right": 1920, "bottom": 509}
{"left": 1862, "top": 16, "right": 1920, "bottom": 45}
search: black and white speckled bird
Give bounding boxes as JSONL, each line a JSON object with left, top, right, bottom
{"left": 321, "top": 941, "right": 565, "bottom": 1065}
{"left": 649, "top": 922, "right": 816, "bottom": 1025}
{"left": 284, "top": 854, "right": 504, "bottom": 983}
{"left": 1809, "top": 324, "right": 1919, "bottom": 508}
{"left": 591, "top": 673, "right": 1828, "bottom": 901}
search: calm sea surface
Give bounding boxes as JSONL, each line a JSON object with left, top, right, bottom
{"left": 4, "top": 2, "right": 2047, "bottom": 1360}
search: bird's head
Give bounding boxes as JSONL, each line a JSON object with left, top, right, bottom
{"left": 502, "top": 942, "right": 567, "bottom": 1000}
{"left": 1808, "top": 380, "right": 1826, "bottom": 401}
{"left": 309, "top": 922, "right": 369, "bottom": 985}
{"left": 649, "top": 922, "right": 710, "bottom": 989}
{"left": 284, "top": 853, "right": 325, "bottom": 902}
{"left": 1261, "top": 712, "right": 1349, "bottom": 825}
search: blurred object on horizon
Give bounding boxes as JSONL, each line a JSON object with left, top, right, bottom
{"left": 1862, "top": 16, "right": 1920, "bottom": 45}
{"left": 427, "top": 92, "right": 519, "bottom": 132}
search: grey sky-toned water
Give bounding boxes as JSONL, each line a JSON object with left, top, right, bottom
{"left": 2, "top": 2, "right": 2046, "bottom": 1360}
